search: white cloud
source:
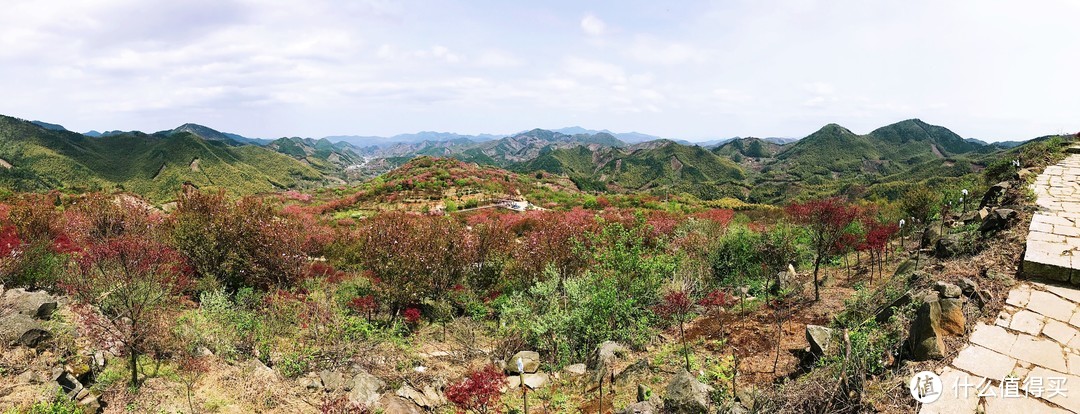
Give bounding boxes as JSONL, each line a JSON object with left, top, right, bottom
{"left": 625, "top": 36, "right": 708, "bottom": 65}
{"left": 580, "top": 14, "right": 606, "bottom": 36}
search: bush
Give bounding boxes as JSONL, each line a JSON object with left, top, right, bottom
{"left": 445, "top": 365, "right": 504, "bottom": 414}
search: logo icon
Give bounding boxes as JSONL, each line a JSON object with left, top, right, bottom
{"left": 910, "top": 371, "right": 943, "bottom": 403}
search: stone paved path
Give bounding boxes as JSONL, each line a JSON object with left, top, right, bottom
{"left": 1023, "top": 153, "right": 1080, "bottom": 284}
{"left": 922, "top": 153, "right": 1080, "bottom": 413}
{"left": 919, "top": 282, "right": 1080, "bottom": 413}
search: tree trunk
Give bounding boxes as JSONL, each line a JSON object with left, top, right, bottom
{"left": 129, "top": 346, "right": 139, "bottom": 387}
{"left": 680, "top": 320, "right": 690, "bottom": 372}
{"left": 812, "top": 256, "right": 821, "bottom": 301}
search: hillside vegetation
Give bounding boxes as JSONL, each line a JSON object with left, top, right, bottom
{"left": 0, "top": 116, "right": 325, "bottom": 201}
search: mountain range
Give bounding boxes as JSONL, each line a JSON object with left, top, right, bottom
{"left": 0, "top": 114, "right": 1043, "bottom": 203}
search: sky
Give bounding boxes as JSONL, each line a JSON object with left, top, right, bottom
{"left": 1, "top": 0, "right": 1078, "bottom": 142}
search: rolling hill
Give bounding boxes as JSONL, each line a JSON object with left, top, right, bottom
{"left": 0, "top": 115, "right": 325, "bottom": 201}
{"left": 520, "top": 140, "right": 747, "bottom": 199}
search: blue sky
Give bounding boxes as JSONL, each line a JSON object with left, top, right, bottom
{"left": 1, "top": 0, "right": 1077, "bottom": 142}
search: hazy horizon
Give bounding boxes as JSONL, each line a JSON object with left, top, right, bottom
{"left": 3, "top": 0, "right": 1078, "bottom": 142}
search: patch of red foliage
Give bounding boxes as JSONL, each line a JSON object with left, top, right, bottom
{"left": 445, "top": 365, "right": 504, "bottom": 414}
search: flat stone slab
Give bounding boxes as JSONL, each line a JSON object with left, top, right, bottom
{"left": 952, "top": 345, "right": 1018, "bottom": 381}
{"left": 917, "top": 368, "right": 981, "bottom": 414}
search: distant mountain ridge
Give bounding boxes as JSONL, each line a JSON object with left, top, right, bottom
{"left": 0, "top": 115, "right": 326, "bottom": 201}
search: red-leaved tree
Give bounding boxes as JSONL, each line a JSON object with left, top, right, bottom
{"left": 786, "top": 198, "right": 858, "bottom": 301}
{"left": 656, "top": 287, "right": 696, "bottom": 372}
{"left": 445, "top": 365, "right": 504, "bottom": 414}
{"left": 64, "top": 236, "right": 191, "bottom": 387}
{"left": 864, "top": 221, "right": 899, "bottom": 284}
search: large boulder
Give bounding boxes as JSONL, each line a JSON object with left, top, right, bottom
{"left": 507, "top": 351, "right": 540, "bottom": 374}
{"left": 348, "top": 371, "right": 386, "bottom": 407}
{"left": 0, "top": 313, "right": 50, "bottom": 347}
{"left": 1, "top": 289, "right": 58, "bottom": 320}
{"left": 805, "top": 325, "right": 835, "bottom": 356}
{"left": 979, "top": 208, "right": 1018, "bottom": 233}
{"left": 908, "top": 291, "right": 964, "bottom": 360}
{"left": 588, "top": 341, "right": 629, "bottom": 370}
{"left": 663, "top": 370, "right": 713, "bottom": 414}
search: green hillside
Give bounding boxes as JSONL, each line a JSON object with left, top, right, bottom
{"left": 521, "top": 140, "right": 747, "bottom": 199}
{"left": 0, "top": 115, "right": 324, "bottom": 201}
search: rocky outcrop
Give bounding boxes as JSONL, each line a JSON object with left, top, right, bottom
{"left": 0, "top": 313, "right": 50, "bottom": 347}
{"left": 1, "top": 288, "right": 58, "bottom": 320}
{"left": 663, "top": 370, "right": 713, "bottom": 414}
{"left": 396, "top": 383, "right": 446, "bottom": 409}
{"left": 909, "top": 287, "right": 967, "bottom": 360}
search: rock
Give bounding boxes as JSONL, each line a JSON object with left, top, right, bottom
{"left": 564, "top": 363, "right": 586, "bottom": 376}
{"left": 910, "top": 292, "right": 957, "bottom": 360}
{"left": 934, "top": 234, "right": 965, "bottom": 259}
{"left": 921, "top": 225, "right": 943, "bottom": 248}
{"left": 506, "top": 375, "right": 521, "bottom": 389}
{"left": 522, "top": 372, "right": 549, "bottom": 389}
{"left": 397, "top": 384, "right": 446, "bottom": 409}
{"left": 507, "top": 350, "right": 540, "bottom": 374}
{"left": 973, "top": 289, "right": 992, "bottom": 308}
{"left": 875, "top": 292, "right": 913, "bottom": 324}
{"left": 805, "top": 325, "right": 835, "bottom": 356}
{"left": 663, "top": 369, "right": 714, "bottom": 414}
{"left": 377, "top": 395, "right": 424, "bottom": 414}
{"left": 616, "top": 358, "right": 651, "bottom": 383}
{"left": 777, "top": 264, "right": 798, "bottom": 291}
{"left": 980, "top": 182, "right": 1011, "bottom": 209}
{"left": 77, "top": 393, "right": 102, "bottom": 413}
{"left": 0, "top": 313, "right": 50, "bottom": 347}
{"left": 621, "top": 400, "right": 660, "bottom": 414}
{"left": 979, "top": 208, "right": 1018, "bottom": 233}
{"left": 588, "top": 341, "right": 629, "bottom": 370}
{"left": 935, "top": 281, "right": 962, "bottom": 299}
{"left": 637, "top": 383, "right": 652, "bottom": 402}
{"left": 1016, "top": 168, "right": 1034, "bottom": 181}
{"left": 320, "top": 370, "right": 346, "bottom": 392}
{"left": 93, "top": 351, "right": 106, "bottom": 368}
{"left": 245, "top": 359, "right": 275, "bottom": 381}
{"left": 53, "top": 370, "right": 83, "bottom": 400}
{"left": 0, "top": 289, "right": 58, "bottom": 320}
{"left": 196, "top": 346, "right": 213, "bottom": 357}
{"left": 956, "top": 278, "right": 978, "bottom": 296}
{"left": 959, "top": 211, "right": 981, "bottom": 225}
{"left": 299, "top": 374, "right": 322, "bottom": 390}
{"left": 347, "top": 371, "right": 385, "bottom": 407}
{"left": 938, "top": 298, "right": 966, "bottom": 336}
